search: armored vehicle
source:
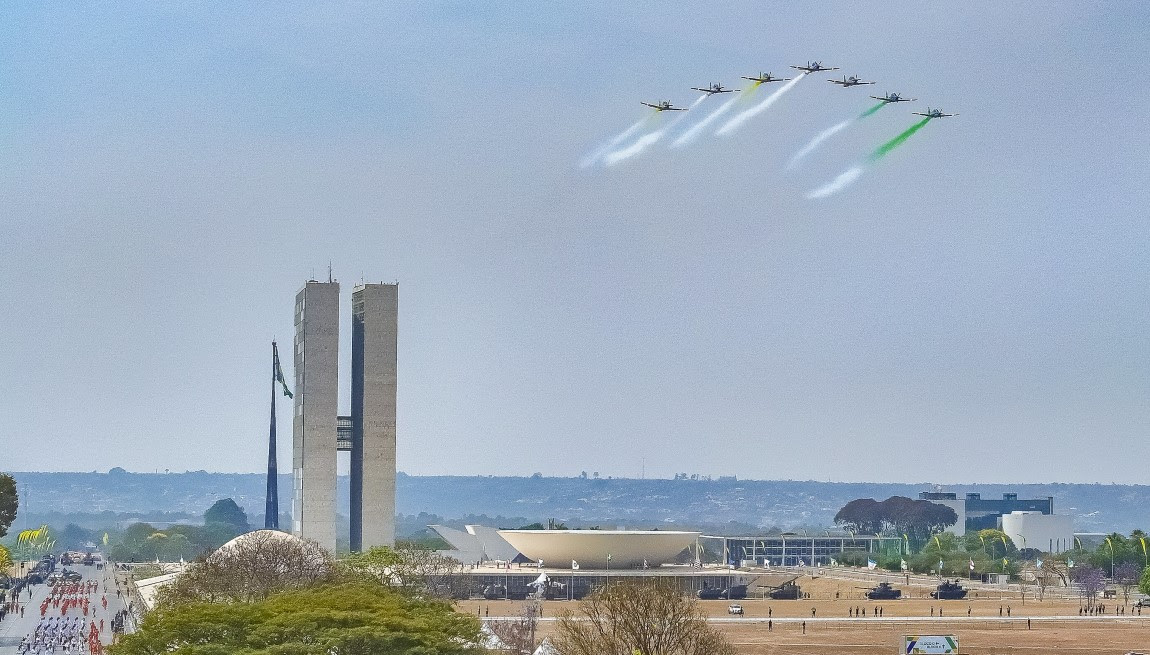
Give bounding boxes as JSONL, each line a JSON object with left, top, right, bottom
{"left": 930, "top": 579, "right": 968, "bottom": 600}
{"left": 866, "top": 581, "right": 902, "bottom": 600}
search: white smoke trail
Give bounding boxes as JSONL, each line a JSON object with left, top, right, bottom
{"left": 715, "top": 73, "right": 805, "bottom": 137}
{"left": 671, "top": 92, "right": 744, "bottom": 148}
{"left": 806, "top": 165, "right": 865, "bottom": 199}
{"left": 788, "top": 119, "right": 853, "bottom": 169}
{"left": 580, "top": 117, "right": 651, "bottom": 168}
{"left": 603, "top": 96, "right": 704, "bottom": 166}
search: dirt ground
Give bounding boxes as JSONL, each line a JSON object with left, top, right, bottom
{"left": 459, "top": 574, "right": 1150, "bottom": 654}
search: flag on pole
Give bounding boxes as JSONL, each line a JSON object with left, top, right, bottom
{"left": 1036, "top": 558, "right": 1043, "bottom": 568}
{"left": 867, "top": 559, "right": 877, "bottom": 570}
{"left": 901, "top": 559, "right": 908, "bottom": 571}
{"left": 969, "top": 558, "right": 975, "bottom": 571}
{"left": 607, "top": 553, "right": 612, "bottom": 562}
{"left": 1068, "top": 558, "right": 1075, "bottom": 568}
{"left": 571, "top": 560, "right": 579, "bottom": 570}
{"left": 102, "top": 533, "right": 109, "bottom": 547}
{"left": 830, "top": 557, "right": 838, "bottom": 567}
{"left": 273, "top": 342, "right": 293, "bottom": 399}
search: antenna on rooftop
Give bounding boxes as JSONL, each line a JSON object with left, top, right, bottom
{"left": 328, "top": 261, "right": 333, "bottom": 283}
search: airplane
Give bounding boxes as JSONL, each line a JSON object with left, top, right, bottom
{"left": 641, "top": 100, "right": 687, "bottom": 111}
{"left": 913, "top": 107, "right": 958, "bottom": 118}
{"left": 870, "top": 92, "right": 916, "bottom": 104}
{"left": 691, "top": 82, "right": 738, "bottom": 95}
{"left": 791, "top": 61, "right": 839, "bottom": 74}
{"left": 829, "top": 75, "right": 875, "bottom": 87}
{"left": 741, "top": 72, "right": 790, "bottom": 84}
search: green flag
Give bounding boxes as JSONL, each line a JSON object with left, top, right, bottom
{"left": 273, "top": 342, "right": 293, "bottom": 399}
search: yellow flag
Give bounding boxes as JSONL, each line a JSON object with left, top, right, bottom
{"left": 103, "top": 533, "right": 110, "bottom": 546}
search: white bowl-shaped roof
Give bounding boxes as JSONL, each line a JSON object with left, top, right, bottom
{"left": 497, "top": 530, "right": 700, "bottom": 569}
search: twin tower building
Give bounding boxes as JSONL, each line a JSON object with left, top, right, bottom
{"left": 291, "top": 279, "right": 397, "bottom": 552}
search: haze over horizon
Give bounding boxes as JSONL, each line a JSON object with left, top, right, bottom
{"left": 3, "top": 3, "right": 1148, "bottom": 484}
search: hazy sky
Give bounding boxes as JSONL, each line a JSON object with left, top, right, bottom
{"left": 3, "top": 2, "right": 1148, "bottom": 483}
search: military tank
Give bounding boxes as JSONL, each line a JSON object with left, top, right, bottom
{"left": 930, "top": 580, "right": 968, "bottom": 600}
{"left": 768, "top": 582, "right": 802, "bottom": 600}
{"left": 865, "top": 581, "right": 902, "bottom": 600}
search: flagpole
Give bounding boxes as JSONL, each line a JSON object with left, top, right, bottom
{"left": 265, "top": 341, "right": 280, "bottom": 530}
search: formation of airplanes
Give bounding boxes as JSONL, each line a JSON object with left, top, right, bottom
{"left": 640, "top": 62, "right": 956, "bottom": 118}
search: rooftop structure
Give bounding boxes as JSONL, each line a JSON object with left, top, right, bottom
{"left": 497, "top": 530, "right": 700, "bottom": 569}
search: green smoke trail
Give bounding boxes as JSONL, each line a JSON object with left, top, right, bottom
{"left": 857, "top": 101, "right": 886, "bottom": 119}
{"left": 868, "top": 117, "right": 931, "bottom": 162}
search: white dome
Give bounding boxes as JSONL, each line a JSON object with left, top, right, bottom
{"left": 215, "top": 529, "right": 306, "bottom": 555}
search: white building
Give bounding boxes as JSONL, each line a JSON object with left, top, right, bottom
{"left": 1001, "top": 511, "right": 1073, "bottom": 554}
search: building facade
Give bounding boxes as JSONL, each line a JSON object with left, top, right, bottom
{"left": 292, "top": 280, "right": 340, "bottom": 552}
{"left": 1001, "top": 511, "right": 1073, "bottom": 553}
{"left": 350, "top": 283, "right": 398, "bottom": 551}
{"left": 290, "top": 278, "right": 397, "bottom": 553}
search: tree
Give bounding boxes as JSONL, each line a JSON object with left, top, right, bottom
{"left": 555, "top": 579, "right": 736, "bottom": 655}
{"left": 833, "top": 496, "right": 958, "bottom": 548}
{"left": 203, "top": 498, "right": 250, "bottom": 532}
{"left": 1139, "top": 565, "right": 1150, "bottom": 597}
{"left": 1072, "top": 564, "right": 1106, "bottom": 610}
{"left": 111, "top": 582, "right": 485, "bottom": 655}
{"left": 158, "top": 531, "right": 334, "bottom": 606}
{"left": 0, "top": 473, "right": 17, "bottom": 539}
{"left": 0, "top": 544, "right": 12, "bottom": 573}
{"left": 341, "top": 545, "right": 468, "bottom": 599}
{"left": 487, "top": 602, "right": 540, "bottom": 655}
{"left": 1114, "top": 561, "right": 1141, "bottom": 604}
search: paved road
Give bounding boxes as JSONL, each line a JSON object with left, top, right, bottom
{"left": 0, "top": 563, "right": 133, "bottom": 654}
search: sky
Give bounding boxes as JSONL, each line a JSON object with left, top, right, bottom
{"left": 2, "top": 2, "right": 1148, "bottom": 483}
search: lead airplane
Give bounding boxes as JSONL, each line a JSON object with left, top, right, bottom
{"left": 791, "top": 61, "right": 839, "bottom": 74}
{"left": 829, "top": 75, "right": 875, "bottom": 87}
{"left": 741, "top": 71, "right": 790, "bottom": 84}
{"left": 690, "top": 82, "right": 738, "bottom": 95}
{"left": 641, "top": 100, "right": 687, "bottom": 111}
{"left": 913, "top": 107, "right": 958, "bottom": 118}
{"left": 870, "top": 92, "right": 915, "bottom": 104}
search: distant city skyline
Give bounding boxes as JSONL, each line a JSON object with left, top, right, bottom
{"left": 2, "top": 3, "right": 1148, "bottom": 483}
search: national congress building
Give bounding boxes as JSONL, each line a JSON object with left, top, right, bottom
{"left": 291, "top": 278, "right": 397, "bottom": 552}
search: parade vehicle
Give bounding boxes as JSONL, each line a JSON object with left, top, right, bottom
{"left": 728, "top": 603, "right": 744, "bottom": 615}
{"left": 931, "top": 580, "right": 969, "bottom": 600}
{"left": 866, "top": 581, "right": 903, "bottom": 600}
{"left": 768, "top": 581, "right": 802, "bottom": 600}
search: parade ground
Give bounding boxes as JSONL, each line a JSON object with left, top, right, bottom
{"left": 463, "top": 572, "right": 1150, "bottom": 654}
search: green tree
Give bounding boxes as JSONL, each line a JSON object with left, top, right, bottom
{"left": 0, "top": 544, "right": 12, "bottom": 572}
{"left": 110, "top": 582, "right": 484, "bottom": 655}
{"left": 203, "top": 498, "right": 250, "bottom": 533}
{"left": 1140, "top": 565, "right": 1150, "bottom": 597}
{"left": 0, "top": 474, "right": 17, "bottom": 538}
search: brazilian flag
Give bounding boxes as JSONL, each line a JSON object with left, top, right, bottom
{"left": 273, "top": 342, "right": 293, "bottom": 399}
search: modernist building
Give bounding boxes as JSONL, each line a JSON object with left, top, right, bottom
{"left": 918, "top": 491, "right": 1055, "bottom": 535}
{"left": 291, "top": 279, "right": 398, "bottom": 553}
{"left": 1001, "top": 511, "right": 1074, "bottom": 553}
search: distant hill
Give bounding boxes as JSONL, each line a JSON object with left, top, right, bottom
{"left": 6, "top": 470, "right": 1147, "bottom": 534}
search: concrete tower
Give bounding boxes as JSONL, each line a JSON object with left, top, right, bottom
{"left": 350, "top": 283, "right": 398, "bottom": 550}
{"left": 291, "top": 280, "right": 339, "bottom": 552}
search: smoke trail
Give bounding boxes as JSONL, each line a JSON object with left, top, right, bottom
{"left": 806, "top": 118, "right": 934, "bottom": 199}
{"left": 787, "top": 119, "right": 852, "bottom": 169}
{"left": 858, "top": 101, "right": 886, "bottom": 119}
{"left": 788, "top": 102, "right": 891, "bottom": 169}
{"left": 671, "top": 84, "right": 758, "bottom": 148}
{"left": 603, "top": 96, "right": 704, "bottom": 166}
{"left": 715, "top": 73, "right": 805, "bottom": 136}
{"left": 579, "top": 116, "right": 653, "bottom": 168}
{"left": 806, "top": 165, "right": 865, "bottom": 199}
{"left": 869, "top": 117, "right": 931, "bottom": 161}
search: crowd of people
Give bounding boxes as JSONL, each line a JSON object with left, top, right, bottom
{"left": 15, "top": 616, "right": 94, "bottom": 654}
